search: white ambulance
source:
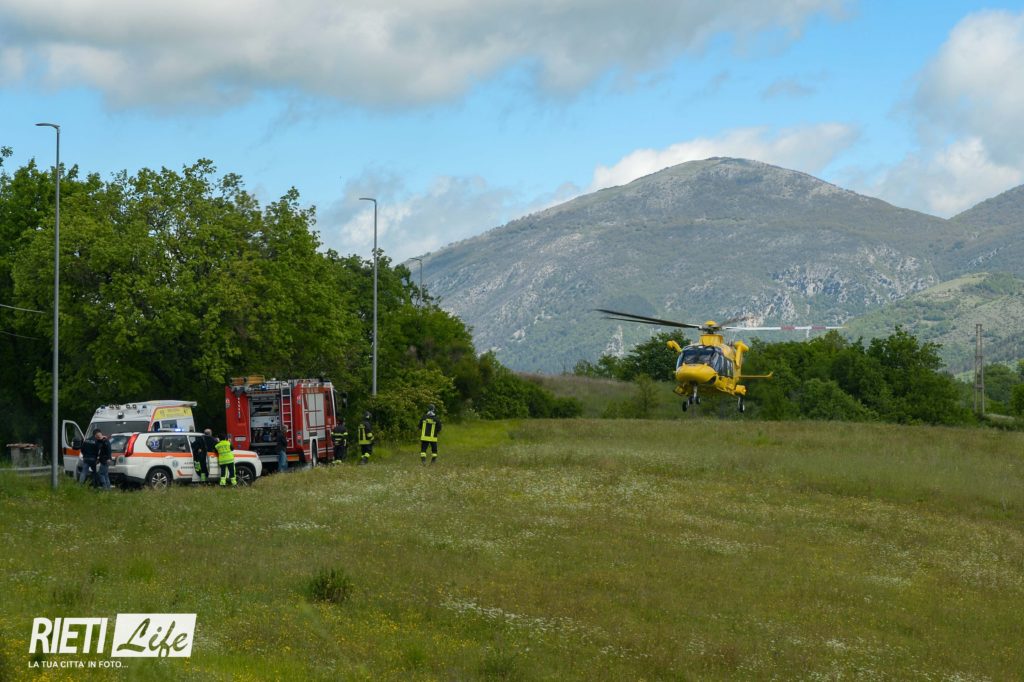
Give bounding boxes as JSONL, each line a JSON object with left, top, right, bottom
{"left": 62, "top": 401, "right": 198, "bottom": 478}
{"left": 112, "top": 431, "right": 262, "bottom": 488}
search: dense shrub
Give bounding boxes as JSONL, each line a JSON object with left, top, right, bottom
{"left": 368, "top": 369, "right": 454, "bottom": 440}
{"left": 477, "top": 355, "right": 582, "bottom": 419}
{"left": 797, "top": 378, "right": 875, "bottom": 421}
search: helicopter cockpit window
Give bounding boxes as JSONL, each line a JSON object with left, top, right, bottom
{"left": 679, "top": 346, "right": 720, "bottom": 368}
{"left": 709, "top": 351, "right": 726, "bottom": 375}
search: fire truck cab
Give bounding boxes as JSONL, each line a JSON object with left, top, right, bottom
{"left": 225, "top": 377, "right": 342, "bottom": 470}
{"left": 61, "top": 400, "right": 198, "bottom": 478}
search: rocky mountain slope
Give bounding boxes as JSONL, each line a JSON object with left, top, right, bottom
{"left": 418, "top": 158, "right": 1011, "bottom": 372}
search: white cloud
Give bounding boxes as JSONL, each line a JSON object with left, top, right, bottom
{"left": 321, "top": 171, "right": 529, "bottom": 262}
{"left": 914, "top": 10, "right": 1024, "bottom": 165}
{"left": 0, "top": 0, "right": 846, "bottom": 108}
{"left": 855, "top": 138, "right": 1023, "bottom": 218}
{"left": 589, "top": 123, "right": 859, "bottom": 191}
{"left": 849, "top": 10, "right": 1024, "bottom": 216}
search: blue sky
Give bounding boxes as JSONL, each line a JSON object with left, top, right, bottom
{"left": 3, "top": 1, "right": 1024, "bottom": 262}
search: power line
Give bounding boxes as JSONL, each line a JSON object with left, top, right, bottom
{"left": 0, "top": 329, "right": 39, "bottom": 340}
{"left": 0, "top": 302, "right": 44, "bottom": 314}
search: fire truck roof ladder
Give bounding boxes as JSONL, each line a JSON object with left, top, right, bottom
{"left": 280, "top": 383, "right": 293, "bottom": 441}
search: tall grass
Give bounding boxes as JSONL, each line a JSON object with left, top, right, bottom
{"left": 1, "top": 419, "right": 1022, "bottom": 679}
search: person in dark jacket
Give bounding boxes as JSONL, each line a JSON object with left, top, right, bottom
{"left": 330, "top": 419, "right": 348, "bottom": 463}
{"left": 203, "top": 428, "right": 218, "bottom": 453}
{"left": 190, "top": 433, "right": 210, "bottom": 483}
{"left": 78, "top": 431, "right": 100, "bottom": 485}
{"left": 95, "top": 431, "right": 113, "bottom": 490}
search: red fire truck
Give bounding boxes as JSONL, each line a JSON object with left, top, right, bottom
{"left": 225, "top": 376, "right": 343, "bottom": 470}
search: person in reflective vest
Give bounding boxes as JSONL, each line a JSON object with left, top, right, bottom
{"left": 358, "top": 412, "right": 374, "bottom": 465}
{"left": 215, "top": 435, "right": 237, "bottom": 486}
{"left": 331, "top": 419, "right": 348, "bottom": 463}
{"left": 419, "top": 405, "right": 442, "bottom": 465}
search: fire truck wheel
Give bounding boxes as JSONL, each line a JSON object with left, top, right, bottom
{"left": 236, "top": 464, "right": 256, "bottom": 486}
{"left": 145, "top": 467, "right": 173, "bottom": 490}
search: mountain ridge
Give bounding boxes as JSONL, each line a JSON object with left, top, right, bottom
{"left": 418, "top": 157, "right": 1022, "bottom": 372}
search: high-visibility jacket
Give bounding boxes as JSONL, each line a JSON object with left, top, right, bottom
{"left": 215, "top": 439, "right": 234, "bottom": 465}
{"left": 420, "top": 418, "right": 440, "bottom": 442}
{"left": 358, "top": 422, "right": 373, "bottom": 445}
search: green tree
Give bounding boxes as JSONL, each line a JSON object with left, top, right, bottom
{"left": 1011, "top": 384, "right": 1024, "bottom": 417}
{"left": 867, "top": 327, "right": 967, "bottom": 425}
{"left": 798, "top": 378, "right": 875, "bottom": 421}
{"left": 630, "top": 374, "right": 660, "bottom": 418}
{"left": 983, "top": 363, "right": 1019, "bottom": 406}
{"left": 617, "top": 331, "right": 690, "bottom": 381}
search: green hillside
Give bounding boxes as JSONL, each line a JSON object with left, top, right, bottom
{"left": 846, "top": 272, "right": 1024, "bottom": 372}
{"left": 3, "top": 419, "right": 1023, "bottom": 679}
{"left": 946, "top": 185, "right": 1024, "bottom": 276}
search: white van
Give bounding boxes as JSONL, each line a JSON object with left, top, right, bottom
{"left": 62, "top": 400, "right": 197, "bottom": 477}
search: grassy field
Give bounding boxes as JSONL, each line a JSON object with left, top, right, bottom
{"left": 2, "top": 418, "right": 1024, "bottom": 680}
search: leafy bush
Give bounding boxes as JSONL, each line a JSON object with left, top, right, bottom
{"left": 1011, "top": 384, "right": 1024, "bottom": 416}
{"left": 477, "top": 354, "right": 581, "bottom": 419}
{"left": 574, "top": 331, "right": 689, "bottom": 381}
{"left": 368, "top": 369, "right": 455, "bottom": 440}
{"left": 797, "top": 378, "right": 875, "bottom": 422}
{"left": 743, "top": 329, "right": 972, "bottom": 426}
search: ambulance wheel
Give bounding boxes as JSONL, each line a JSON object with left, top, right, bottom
{"left": 237, "top": 464, "right": 256, "bottom": 486}
{"left": 145, "top": 467, "right": 173, "bottom": 489}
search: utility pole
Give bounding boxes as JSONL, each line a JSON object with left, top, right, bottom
{"left": 359, "top": 197, "right": 378, "bottom": 396}
{"left": 973, "top": 323, "right": 984, "bottom": 416}
{"left": 36, "top": 122, "right": 61, "bottom": 490}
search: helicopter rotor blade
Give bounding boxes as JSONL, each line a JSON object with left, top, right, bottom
{"left": 722, "top": 324, "right": 845, "bottom": 331}
{"left": 595, "top": 308, "right": 702, "bottom": 330}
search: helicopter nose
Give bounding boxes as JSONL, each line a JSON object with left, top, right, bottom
{"left": 676, "top": 364, "right": 717, "bottom": 385}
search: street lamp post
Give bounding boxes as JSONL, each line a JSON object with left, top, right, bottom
{"left": 410, "top": 257, "right": 423, "bottom": 306}
{"left": 36, "top": 122, "right": 60, "bottom": 490}
{"left": 359, "top": 197, "right": 378, "bottom": 396}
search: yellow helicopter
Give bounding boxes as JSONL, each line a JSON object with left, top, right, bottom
{"left": 597, "top": 309, "right": 842, "bottom": 412}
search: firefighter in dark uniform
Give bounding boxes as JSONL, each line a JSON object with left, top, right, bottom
{"left": 358, "top": 412, "right": 374, "bottom": 465}
{"left": 419, "top": 405, "right": 442, "bottom": 465}
{"left": 331, "top": 418, "right": 348, "bottom": 463}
